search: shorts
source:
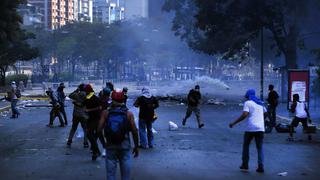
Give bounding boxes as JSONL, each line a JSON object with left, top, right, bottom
{"left": 291, "top": 117, "right": 308, "bottom": 128}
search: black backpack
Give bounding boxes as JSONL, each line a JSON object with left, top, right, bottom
{"left": 104, "top": 108, "right": 129, "bottom": 145}
{"left": 15, "top": 89, "right": 22, "bottom": 98}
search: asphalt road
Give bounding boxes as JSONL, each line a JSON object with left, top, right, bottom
{"left": 0, "top": 100, "right": 319, "bottom": 180}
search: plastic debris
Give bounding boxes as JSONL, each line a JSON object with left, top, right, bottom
{"left": 207, "top": 99, "right": 226, "bottom": 105}
{"left": 278, "top": 172, "right": 288, "bottom": 176}
{"left": 169, "top": 121, "right": 178, "bottom": 131}
{"left": 76, "top": 131, "right": 84, "bottom": 138}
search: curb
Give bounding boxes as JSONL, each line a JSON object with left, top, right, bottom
{"left": 0, "top": 105, "right": 11, "bottom": 113}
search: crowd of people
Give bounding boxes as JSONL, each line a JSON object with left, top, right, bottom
{"left": 46, "top": 82, "right": 159, "bottom": 179}
{"left": 10, "top": 81, "right": 310, "bottom": 179}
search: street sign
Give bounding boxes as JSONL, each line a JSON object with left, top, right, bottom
{"left": 288, "top": 70, "right": 310, "bottom": 109}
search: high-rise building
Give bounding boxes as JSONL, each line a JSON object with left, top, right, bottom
{"left": 125, "top": 0, "right": 148, "bottom": 19}
{"left": 73, "top": 0, "right": 79, "bottom": 21}
{"left": 78, "top": 0, "right": 93, "bottom": 22}
{"left": 65, "top": 0, "right": 75, "bottom": 22}
{"left": 93, "top": 0, "right": 108, "bottom": 23}
{"left": 27, "top": 0, "right": 75, "bottom": 30}
{"left": 106, "top": 0, "right": 125, "bottom": 24}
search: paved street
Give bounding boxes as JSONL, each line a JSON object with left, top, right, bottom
{"left": 0, "top": 100, "right": 320, "bottom": 180}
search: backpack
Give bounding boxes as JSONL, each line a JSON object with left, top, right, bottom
{"left": 104, "top": 108, "right": 129, "bottom": 145}
{"left": 140, "top": 96, "right": 157, "bottom": 121}
{"left": 15, "top": 89, "right": 22, "bottom": 98}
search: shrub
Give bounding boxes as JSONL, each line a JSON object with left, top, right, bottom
{"left": 6, "top": 74, "right": 29, "bottom": 85}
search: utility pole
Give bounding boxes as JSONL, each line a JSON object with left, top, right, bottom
{"left": 260, "top": 27, "right": 264, "bottom": 100}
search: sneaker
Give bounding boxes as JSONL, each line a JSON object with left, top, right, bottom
{"left": 67, "top": 140, "right": 72, "bottom": 146}
{"left": 46, "top": 124, "right": 54, "bottom": 128}
{"left": 240, "top": 164, "right": 248, "bottom": 170}
{"left": 92, "top": 154, "right": 98, "bottom": 161}
{"left": 149, "top": 145, "right": 154, "bottom": 149}
{"left": 182, "top": 119, "right": 186, "bottom": 126}
{"left": 199, "top": 124, "right": 204, "bottom": 128}
{"left": 256, "top": 165, "right": 264, "bottom": 173}
{"left": 102, "top": 149, "right": 106, "bottom": 157}
{"left": 65, "top": 121, "right": 68, "bottom": 126}
{"left": 59, "top": 124, "right": 65, "bottom": 127}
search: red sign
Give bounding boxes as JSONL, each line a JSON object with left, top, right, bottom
{"left": 288, "top": 70, "right": 310, "bottom": 109}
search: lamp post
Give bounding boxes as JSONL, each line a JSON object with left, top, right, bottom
{"left": 260, "top": 27, "right": 264, "bottom": 100}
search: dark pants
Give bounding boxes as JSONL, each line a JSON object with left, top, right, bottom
{"left": 139, "top": 119, "right": 154, "bottom": 148}
{"left": 49, "top": 106, "right": 64, "bottom": 126}
{"left": 67, "top": 115, "right": 88, "bottom": 145}
{"left": 267, "top": 105, "right": 277, "bottom": 127}
{"left": 242, "top": 132, "right": 264, "bottom": 166}
{"left": 60, "top": 104, "right": 68, "bottom": 124}
{"left": 183, "top": 106, "right": 203, "bottom": 126}
{"left": 87, "top": 121, "right": 105, "bottom": 156}
{"left": 289, "top": 117, "right": 309, "bottom": 137}
{"left": 11, "top": 99, "right": 20, "bottom": 117}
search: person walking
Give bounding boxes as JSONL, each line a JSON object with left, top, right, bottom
{"left": 123, "top": 87, "right": 128, "bottom": 105}
{"left": 98, "top": 90, "right": 139, "bottom": 180}
{"left": 67, "top": 84, "right": 89, "bottom": 148}
{"left": 134, "top": 87, "right": 159, "bottom": 149}
{"left": 266, "top": 84, "right": 279, "bottom": 133}
{"left": 288, "top": 94, "right": 312, "bottom": 141}
{"left": 83, "top": 84, "right": 103, "bottom": 160}
{"left": 182, "top": 85, "right": 204, "bottom": 128}
{"left": 57, "top": 83, "right": 68, "bottom": 125}
{"left": 229, "top": 89, "right": 265, "bottom": 173}
{"left": 46, "top": 88, "right": 64, "bottom": 127}
{"left": 8, "top": 81, "right": 21, "bottom": 118}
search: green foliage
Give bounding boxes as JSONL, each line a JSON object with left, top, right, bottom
{"left": 163, "top": 0, "right": 314, "bottom": 68}
{"left": 5, "top": 74, "right": 29, "bottom": 85}
{"left": 0, "top": 0, "right": 38, "bottom": 86}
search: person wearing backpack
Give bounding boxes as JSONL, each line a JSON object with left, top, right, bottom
{"left": 134, "top": 87, "right": 159, "bottom": 149}
{"left": 67, "top": 84, "right": 89, "bottom": 148}
{"left": 98, "top": 90, "right": 139, "bottom": 180}
{"left": 46, "top": 88, "right": 64, "bottom": 127}
{"left": 8, "top": 81, "right": 21, "bottom": 118}
{"left": 57, "top": 83, "right": 68, "bottom": 125}
{"left": 288, "top": 94, "right": 312, "bottom": 141}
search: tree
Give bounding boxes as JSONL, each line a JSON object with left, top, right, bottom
{"left": 0, "top": 0, "right": 38, "bottom": 86}
{"left": 163, "top": 0, "right": 315, "bottom": 69}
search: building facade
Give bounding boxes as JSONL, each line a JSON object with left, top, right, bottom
{"left": 78, "top": 0, "right": 93, "bottom": 22}
{"left": 27, "top": 0, "right": 76, "bottom": 30}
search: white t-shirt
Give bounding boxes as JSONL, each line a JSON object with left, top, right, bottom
{"left": 243, "top": 100, "right": 265, "bottom": 132}
{"left": 295, "top": 102, "right": 308, "bottom": 118}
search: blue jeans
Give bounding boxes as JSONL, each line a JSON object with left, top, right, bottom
{"left": 139, "top": 119, "right": 154, "bottom": 148}
{"left": 11, "top": 99, "right": 19, "bottom": 117}
{"left": 242, "top": 131, "right": 264, "bottom": 166}
{"left": 106, "top": 149, "right": 131, "bottom": 180}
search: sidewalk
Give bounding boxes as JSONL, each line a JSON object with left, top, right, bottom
{"left": 0, "top": 100, "right": 11, "bottom": 112}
